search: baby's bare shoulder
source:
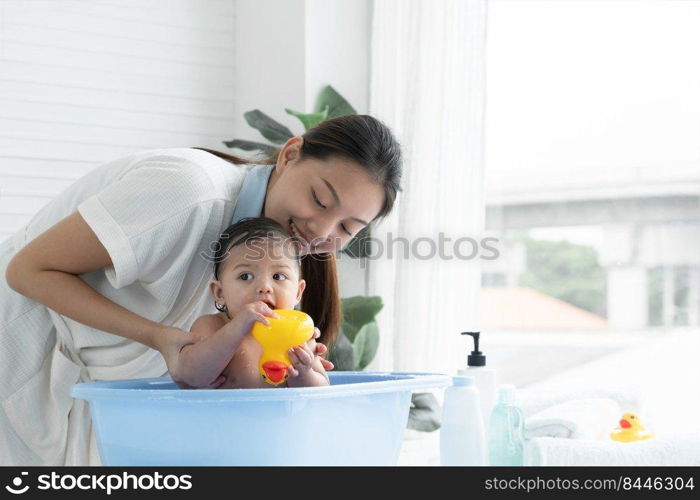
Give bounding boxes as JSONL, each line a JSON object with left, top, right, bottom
{"left": 190, "top": 313, "right": 227, "bottom": 338}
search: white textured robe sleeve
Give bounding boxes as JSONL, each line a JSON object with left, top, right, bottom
{"left": 77, "top": 159, "right": 217, "bottom": 290}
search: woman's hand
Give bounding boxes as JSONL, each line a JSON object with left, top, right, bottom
{"left": 153, "top": 325, "right": 190, "bottom": 381}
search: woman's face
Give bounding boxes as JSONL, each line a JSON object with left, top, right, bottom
{"left": 263, "top": 137, "right": 385, "bottom": 255}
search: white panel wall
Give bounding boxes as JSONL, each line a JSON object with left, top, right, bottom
{"left": 0, "top": 0, "right": 236, "bottom": 242}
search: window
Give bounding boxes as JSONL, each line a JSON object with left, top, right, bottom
{"left": 483, "top": 0, "right": 700, "bottom": 433}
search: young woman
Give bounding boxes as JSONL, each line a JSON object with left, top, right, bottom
{"left": 0, "top": 114, "right": 402, "bottom": 466}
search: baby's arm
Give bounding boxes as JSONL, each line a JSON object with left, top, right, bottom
{"left": 175, "top": 301, "right": 279, "bottom": 388}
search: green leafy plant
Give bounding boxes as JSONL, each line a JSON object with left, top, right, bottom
{"left": 329, "top": 296, "right": 441, "bottom": 432}
{"left": 329, "top": 296, "right": 383, "bottom": 371}
{"left": 224, "top": 85, "right": 356, "bottom": 155}
{"left": 408, "top": 393, "right": 442, "bottom": 432}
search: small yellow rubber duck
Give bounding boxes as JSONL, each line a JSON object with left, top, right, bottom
{"left": 251, "top": 309, "right": 314, "bottom": 386}
{"left": 610, "top": 412, "right": 654, "bottom": 442}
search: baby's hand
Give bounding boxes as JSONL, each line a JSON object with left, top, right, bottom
{"left": 230, "top": 301, "right": 280, "bottom": 333}
{"left": 287, "top": 344, "right": 315, "bottom": 378}
{"left": 304, "top": 327, "right": 334, "bottom": 372}
{"left": 287, "top": 342, "right": 330, "bottom": 387}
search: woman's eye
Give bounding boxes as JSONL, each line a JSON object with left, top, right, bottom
{"left": 239, "top": 272, "right": 254, "bottom": 281}
{"left": 273, "top": 273, "right": 287, "bottom": 281}
{"left": 312, "top": 190, "right": 326, "bottom": 209}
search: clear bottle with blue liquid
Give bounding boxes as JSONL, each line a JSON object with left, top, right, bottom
{"left": 488, "top": 385, "right": 524, "bottom": 466}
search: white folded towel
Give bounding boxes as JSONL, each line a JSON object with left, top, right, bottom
{"left": 525, "top": 432, "right": 700, "bottom": 466}
{"left": 517, "top": 386, "right": 642, "bottom": 418}
{"left": 524, "top": 398, "right": 621, "bottom": 440}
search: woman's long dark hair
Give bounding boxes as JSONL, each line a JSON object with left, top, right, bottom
{"left": 195, "top": 114, "right": 403, "bottom": 347}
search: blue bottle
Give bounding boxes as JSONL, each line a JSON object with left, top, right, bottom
{"left": 488, "top": 385, "right": 524, "bottom": 466}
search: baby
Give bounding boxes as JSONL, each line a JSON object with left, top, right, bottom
{"left": 175, "top": 217, "right": 330, "bottom": 389}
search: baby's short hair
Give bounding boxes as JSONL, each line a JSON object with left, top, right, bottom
{"left": 212, "top": 217, "right": 300, "bottom": 280}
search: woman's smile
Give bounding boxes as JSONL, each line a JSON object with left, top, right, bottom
{"left": 289, "top": 219, "right": 312, "bottom": 252}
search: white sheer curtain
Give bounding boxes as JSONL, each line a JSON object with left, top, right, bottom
{"left": 367, "top": 0, "right": 488, "bottom": 373}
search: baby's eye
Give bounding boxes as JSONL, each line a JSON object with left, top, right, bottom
{"left": 239, "top": 272, "right": 254, "bottom": 281}
{"left": 273, "top": 273, "right": 287, "bottom": 281}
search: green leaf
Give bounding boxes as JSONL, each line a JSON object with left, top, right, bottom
{"left": 285, "top": 106, "right": 329, "bottom": 130}
{"left": 341, "top": 296, "right": 384, "bottom": 342}
{"left": 223, "top": 139, "right": 277, "bottom": 156}
{"left": 351, "top": 323, "right": 366, "bottom": 369}
{"left": 341, "top": 225, "right": 371, "bottom": 259}
{"left": 327, "top": 329, "right": 355, "bottom": 371}
{"left": 407, "top": 393, "right": 442, "bottom": 432}
{"left": 352, "top": 321, "right": 379, "bottom": 371}
{"left": 314, "top": 85, "right": 357, "bottom": 119}
{"left": 243, "top": 110, "right": 294, "bottom": 144}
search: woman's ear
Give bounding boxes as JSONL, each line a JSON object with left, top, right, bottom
{"left": 295, "top": 278, "right": 306, "bottom": 303}
{"left": 277, "top": 136, "right": 304, "bottom": 170}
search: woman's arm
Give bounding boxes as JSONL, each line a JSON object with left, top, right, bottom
{"left": 5, "top": 211, "right": 187, "bottom": 357}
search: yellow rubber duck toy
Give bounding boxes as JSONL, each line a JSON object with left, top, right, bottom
{"left": 610, "top": 412, "right": 654, "bottom": 442}
{"left": 251, "top": 309, "right": 314, "bottom": 386}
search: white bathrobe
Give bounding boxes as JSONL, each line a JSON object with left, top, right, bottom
{"left": 0, "top": 148, "right": 263, "bottom": 465}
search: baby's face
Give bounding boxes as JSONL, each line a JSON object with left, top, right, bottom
{"left": 213, "top": 238, "right": 305, "bottom": 315}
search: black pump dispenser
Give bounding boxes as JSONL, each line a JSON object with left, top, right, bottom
{"left": 462, "top": 331, "right": 486, "bottom": 367}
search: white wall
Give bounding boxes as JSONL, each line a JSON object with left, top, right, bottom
{"left": 305, "top": 0, "right": 370, "bottom": 116}
{"left": 231, "top": 0, "right": 307, "bottom": 141}
{"left": 0, "top": 0, "right": 238, "bottom": 242}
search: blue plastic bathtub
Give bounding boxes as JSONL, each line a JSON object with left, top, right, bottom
{"left": 71, "top": 371, "right": 451, "bottom": 466}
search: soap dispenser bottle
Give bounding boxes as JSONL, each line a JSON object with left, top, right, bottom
{"left": 488, "top": 385, "right": 524, "bottom": 466}
{"left": 458, "top": 331, "right": 497, "bottom": 431}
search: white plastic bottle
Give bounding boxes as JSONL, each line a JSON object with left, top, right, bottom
{"left": 440, "top": 375, "right": 487, "bottom": 466}
{"left": 458, "top": 332, "right": 497, "bottom": 433}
